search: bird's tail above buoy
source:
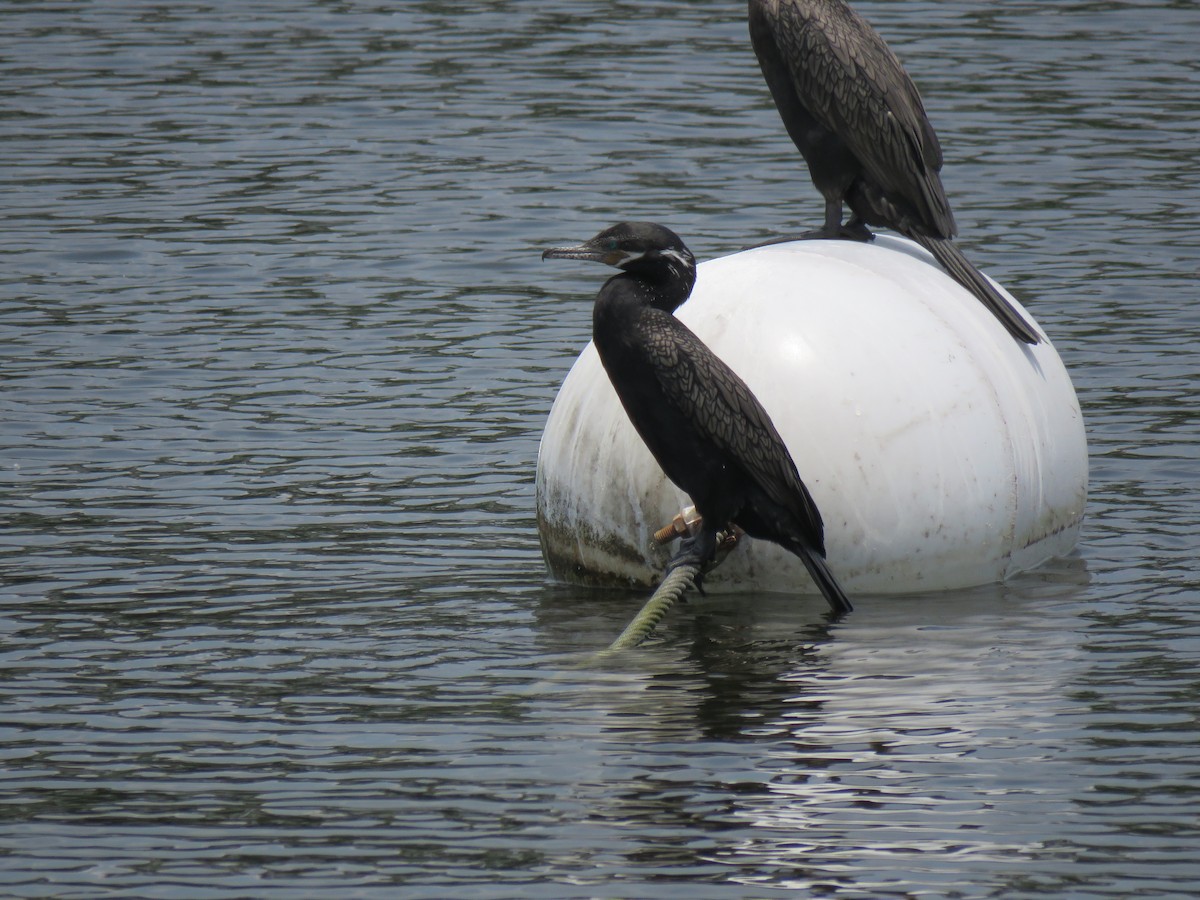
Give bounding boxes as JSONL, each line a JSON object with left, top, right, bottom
{"left": 912, "top": 234, "right": 1041, "bottom": 345}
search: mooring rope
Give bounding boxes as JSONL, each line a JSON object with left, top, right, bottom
{"left": 579, "top": 517, "right": 738, "bottom": 660}
{"left": 603, "top": 561, "right": 701, "bottom": 652}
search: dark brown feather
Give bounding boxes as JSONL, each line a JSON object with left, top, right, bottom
{"left": 749, "top": 0, "right": 1039, "bottom": 344}
{"left": 755, "top": 0, "right": 954, "bottom": 234}
{"left": 635, "top": 309, "right": 825, "bottom": 551}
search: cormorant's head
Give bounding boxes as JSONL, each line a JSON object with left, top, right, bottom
{"left": 543, "top": 221, "right": 695, "bottom": 288}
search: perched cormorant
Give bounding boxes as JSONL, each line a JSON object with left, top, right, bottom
{"left": 543, "top": 222, "right": 852, "bottom": 615}
{"left": 748, "top": 0, "right": 1041, "bottom": 345}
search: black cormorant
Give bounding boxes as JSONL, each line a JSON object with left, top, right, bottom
{"left": 748, "top": 0, "right": 1041, "bottom": 345}
{"left": 543, "top": 222, "right": 852, "bottom": 615}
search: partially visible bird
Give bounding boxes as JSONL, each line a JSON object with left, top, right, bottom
{"left": 543, "top": 222, "right": 852, "bottom": 615}
{"left": 748, "top": 0, "right": 1040, "bottom": 345}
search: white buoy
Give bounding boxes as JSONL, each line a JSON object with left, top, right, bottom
{"left": 536, "top": 235, "right": 1087, "bottom": 594}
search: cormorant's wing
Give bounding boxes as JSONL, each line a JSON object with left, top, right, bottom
{"left": 757, "top": 0, "right": 955, "bottom": 234}
{"left": 643, "top": 310, "right": 824, "bottom": 544}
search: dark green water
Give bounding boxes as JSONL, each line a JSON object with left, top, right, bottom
{"left": 2, "top": 1, "right": 1198, "bottom": 896}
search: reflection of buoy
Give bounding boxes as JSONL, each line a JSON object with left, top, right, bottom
{"left": 536, "top": 236, "right": 1088, "bottom": 594}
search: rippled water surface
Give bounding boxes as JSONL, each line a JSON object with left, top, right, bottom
{"left": 3, "top": 1, "right": 1199, "bottom": 896}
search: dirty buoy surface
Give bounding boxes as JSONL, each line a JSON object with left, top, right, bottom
{"left": 536, "top": 236, "right": 1087, "bottom": 594}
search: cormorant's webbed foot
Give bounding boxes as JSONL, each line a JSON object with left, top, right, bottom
{"left": 794, "top": 201, "right": 874, "bottom": 242}
{"left": 799, "top": 220, "right": 874, "bottom": 243}
{"left": 665, "top": 529, "right": 718, "bottom": 595}
{"left": 741, "top": 223, "right": 873, "bottom": 251}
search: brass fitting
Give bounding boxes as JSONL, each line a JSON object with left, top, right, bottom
{"left": 652, "top": 506, "right": 703, "bottom": 544}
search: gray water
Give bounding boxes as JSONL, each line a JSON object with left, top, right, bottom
{"left": 2, "top": 1, "right": 1198, "bottom": 896}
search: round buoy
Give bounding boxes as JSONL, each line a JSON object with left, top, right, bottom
{"left": 536, "top": 235, "right": 1087, "bottom": 594}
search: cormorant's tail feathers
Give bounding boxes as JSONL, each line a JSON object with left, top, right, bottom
{"left": 913, "top": 235, "right": 1041, "bottom": 345}
{"left": 796, "top": 546, "right": 853, "bottom": 615}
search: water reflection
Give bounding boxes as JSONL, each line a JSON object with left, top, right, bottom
{"left": 518, "top": 556, "right": 1101, "bottom": 888}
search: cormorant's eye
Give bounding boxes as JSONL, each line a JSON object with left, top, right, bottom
{"left": 603, "top": 237, "right": 619, "bottom": 251}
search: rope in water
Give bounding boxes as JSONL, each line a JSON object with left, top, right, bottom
{"left": 604, "top": 561, "right": 701, "bottom": 651}
{"left": 581, "top": 515, "right": 737, "bottom": 659}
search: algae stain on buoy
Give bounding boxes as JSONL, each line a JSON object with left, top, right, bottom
{"left": 536, "top": 236, "right": 1087, "bottom": 594}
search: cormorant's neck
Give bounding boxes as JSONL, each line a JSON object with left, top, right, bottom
{"left": 605, "top": 262, "right": 696, "bottom": 314}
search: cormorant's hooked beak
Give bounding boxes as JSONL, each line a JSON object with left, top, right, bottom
{"left": 542, "top": 242, "right": 623, "bottom": 267}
